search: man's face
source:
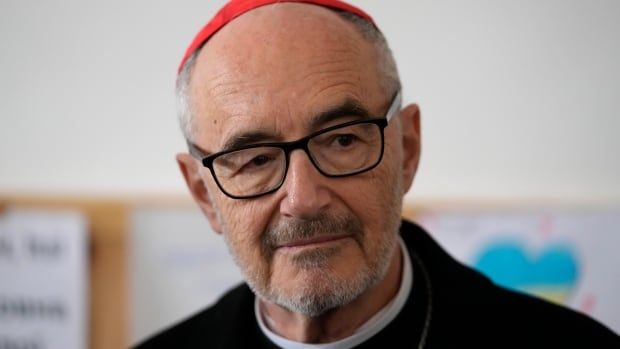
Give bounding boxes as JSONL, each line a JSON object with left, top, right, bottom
{"left": 180, "top": 4, "right": 418, "bottom": 316}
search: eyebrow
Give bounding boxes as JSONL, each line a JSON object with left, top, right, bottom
{"left": 219, "top": 98, "right": 373, "bottom": 153}
{"left": 309, "top": 98, "right": 373, "bottom": 129}
{"left": 221, "top": 130, "right": 277, "bottom": 152}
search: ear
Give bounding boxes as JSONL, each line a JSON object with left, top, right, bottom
{"left": 399, "top": 103, "right": 421, "bottom": 194}
{"left": 176, "top": 153, "right": 224, "bottom": 234}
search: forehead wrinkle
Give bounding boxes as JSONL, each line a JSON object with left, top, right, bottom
{"left": 195, "top": 76, "right": 269, "bottom": 124}
{"left": 293, "top": 53, "right": 369, "bottom": 99}
{"left": 304, "top": 82, "right": 363, "bottom": 112}
{"left": 206, "top": 73, "right": 253, "bottom": 98}
{"left": 212, "top": 96, "right": 292, "bottom": 151}
{"left": 297, "top": 61, "right": 362, "bottom": 84}
{"left": 202, "top": 67, "right": 266, "bottom": 99}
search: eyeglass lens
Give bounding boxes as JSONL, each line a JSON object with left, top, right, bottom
{"left": 211, "top": 122, "right": 383, "bottom": 197}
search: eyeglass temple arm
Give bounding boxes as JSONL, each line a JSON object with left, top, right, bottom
{"left": 386, "top": 90, "right": 402, "bottom": 122}
{"left": 187, "top": 141, "right": 207, "bottom": 160}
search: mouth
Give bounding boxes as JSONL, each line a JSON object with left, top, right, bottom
{"left": 277, "top": 234, "right": 352, "bottom": 251}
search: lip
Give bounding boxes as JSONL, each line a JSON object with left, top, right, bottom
{"left": 277, "top": 234, "right": 352, "bottom": 249}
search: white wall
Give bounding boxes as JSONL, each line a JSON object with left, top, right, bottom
{"left": 1, "top": 0, "right": 619, "bottom": 203}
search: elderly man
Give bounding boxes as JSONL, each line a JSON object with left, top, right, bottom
{"left": 137, "top": 0, "right": 618, "bottom": 347}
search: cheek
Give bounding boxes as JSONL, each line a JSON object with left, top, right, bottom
{"left": 348, "top": 142, "right": 403, "bottom": 242}
{"left": 217, "top": 198, "right": 275, "bottom": 264}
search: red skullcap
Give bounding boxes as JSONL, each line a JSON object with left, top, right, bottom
{"left": 178, "top": 0, "right": 377, "bottom": 73}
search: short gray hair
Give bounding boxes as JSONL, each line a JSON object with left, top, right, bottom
{"left": 176, "top": 10, "right": 401, "bottom": 143}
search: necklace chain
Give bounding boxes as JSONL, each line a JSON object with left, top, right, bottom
{"left": 410, "top": 250, "right": 433, "bottom": 349}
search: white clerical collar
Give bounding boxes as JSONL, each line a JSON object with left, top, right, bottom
{"left": 254, "top": 236, "right": 413, "bottom": 349}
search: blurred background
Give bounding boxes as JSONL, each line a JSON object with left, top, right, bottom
{"left": 1, "top": 0, "right": 619, "bottom": 348}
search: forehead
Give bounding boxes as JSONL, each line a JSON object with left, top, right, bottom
{"left": 188, "top": 3, "right": 386, "bottom": 151}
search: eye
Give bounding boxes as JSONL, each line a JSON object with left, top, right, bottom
{"left": 238, "top": 155, "right": 274, "bottom": 174}
{"left": 334, "top": 134, "right": 357, "bottom": 147}
{"left": 248, "top": 155, "right": 271, "bottom": 167}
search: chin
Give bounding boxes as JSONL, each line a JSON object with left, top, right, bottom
{"left": 266, "top": 261, "right": 382, "bottom": 317}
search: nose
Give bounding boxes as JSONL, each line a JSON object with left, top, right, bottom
{"left": 279, "top": 150, "right": 332, "bottom": 219}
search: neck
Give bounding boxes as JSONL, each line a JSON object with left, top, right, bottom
{"left": 259, "top": 247, "right": 403, "bottom": 343}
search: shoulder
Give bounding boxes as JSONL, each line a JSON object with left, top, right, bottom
{"left": 463, "top": 285, "right": 618, "bottom": 345}
{"left": 133, "top": 283, "right": 256, "bottom": 348}
{"left": 434, "top": 285, "right": 619, "bottom": 346}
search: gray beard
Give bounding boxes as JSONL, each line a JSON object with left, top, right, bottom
{"left": 223, "top": 212, "right": 398, "bottom": 317}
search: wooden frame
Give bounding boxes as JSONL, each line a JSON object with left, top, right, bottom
{"left": 0, "top": 196, "right": 128, "bottom": 349}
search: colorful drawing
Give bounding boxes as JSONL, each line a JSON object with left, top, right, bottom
{"left": 473, "top": 240, "right": 579, "bottom": 305}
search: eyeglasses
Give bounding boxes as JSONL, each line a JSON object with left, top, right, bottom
{"left": 188, "top": 91, "right": 402, "bottom": 199}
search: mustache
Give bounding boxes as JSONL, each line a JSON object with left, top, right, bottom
{"left": 262, "top": 213, "right": 363, "bottom": 253}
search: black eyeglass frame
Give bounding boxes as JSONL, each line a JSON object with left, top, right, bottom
{"left": 188, "top": 91, "right": 402, "bottom": 199}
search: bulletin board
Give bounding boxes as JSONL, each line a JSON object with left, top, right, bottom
{"left": 0, "top": 195, "right": 129, "bottom": 349}
{"left": 405, "top": 202, "right": 620, "bottom": 333}
{"left": 1, "top": 196, "right": 617, "bottom": 348}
